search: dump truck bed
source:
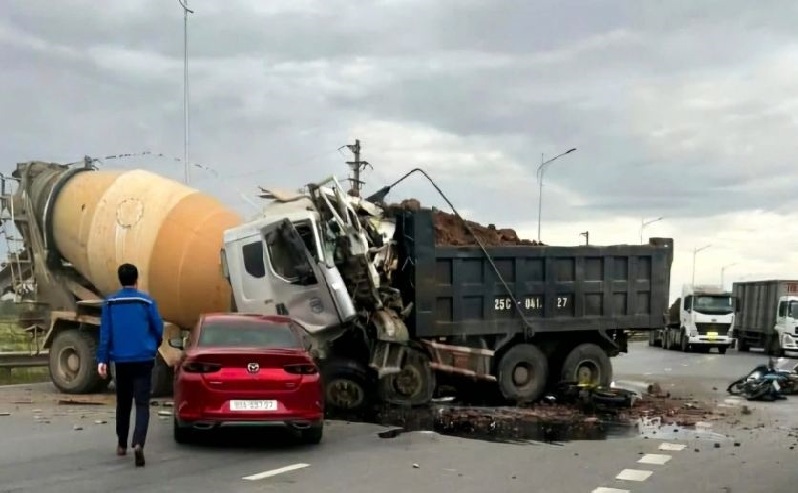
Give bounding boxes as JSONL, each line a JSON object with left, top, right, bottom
{"left": 393, "top": 210, "right": 674, "bottom": 338}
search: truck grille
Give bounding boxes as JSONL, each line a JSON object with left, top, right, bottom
{"left": 695, "top": 323, "right": 730, "bottom": 336}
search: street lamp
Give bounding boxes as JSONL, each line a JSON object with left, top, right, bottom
{"left": 536, "top": 147, "right": 577, "bottom": 242}
{"left": 640, "top": 216, "right": 664, "bottom": 244}
{"left": 692, "top": 244, "right": 712, "bottom": 287}
{"left": 721, "top": 263, "right": 738, "bottom": 288}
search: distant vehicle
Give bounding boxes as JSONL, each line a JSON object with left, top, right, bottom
{"left": 731, "top": 280, "right": 798, "bottom": 355}
{"left": 649, "top": 284, "right": 735, "bottom": 354}
{"left": 170, "top": 313, "right": 324, "bottom": 445}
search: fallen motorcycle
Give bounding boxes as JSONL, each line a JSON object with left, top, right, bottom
{"left": 727, "top": 358, "right": 798, "bottom": 401}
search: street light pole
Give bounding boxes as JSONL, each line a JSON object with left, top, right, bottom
{"left": 536, "top": 147, "right": 577, "bottom": 242}
{"left": 692, "top": 244, "right": 712, "bottom": 287}
{"left": 721, "top": 263, "right": 738, "bottom": 288}
{"left": 640, "top": 216, "right": 664, "bottom": 244}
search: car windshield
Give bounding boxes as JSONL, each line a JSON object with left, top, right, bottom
{"left": 693, "top": 295, "right": 734, "bottom": 314}
{"left": 197, "top": 317, "right": 302, "bottom": 349}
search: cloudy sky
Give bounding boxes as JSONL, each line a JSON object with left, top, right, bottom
{"left": 2, "top": 0, "right": 798, "bottom": 301}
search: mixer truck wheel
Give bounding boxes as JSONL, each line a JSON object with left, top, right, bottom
{"left": 560, "top": 343, "right": 612, "bottom": 387}
{"left": 379, "top": 347, "right": 435, "bottom": 407}
{"left": 497, "top": 343, "right": 548, "bottom": 403}
{"left": 49, "top": 329, "right": 104, "bottom": 394}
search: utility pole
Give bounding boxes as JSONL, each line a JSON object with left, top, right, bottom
{"left": 580, "top": 231, "right": 589, "bottom": 245}
{"left": 179, "top": 0, "right": 194, "bottom": 185}
{"left": 344, "top": 139, "right": 370, "bottom": 197}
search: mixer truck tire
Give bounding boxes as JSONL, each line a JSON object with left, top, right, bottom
{"left": 560, "top": 343, "right": 612, "bottom": 387}
{"left": 48, "top": 329, "right": 105, "bottom": 394}
{"left": 497, "top": 343, "right": 548, "bottom": 403}
{"left": 321, "top": 359, "right": 374, "bottom": 414}
{"left": 379, "top": 347, "right": 435, "bottom": 407}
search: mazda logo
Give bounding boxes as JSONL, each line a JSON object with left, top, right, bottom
{"left": 247, "top": 362, "right": 260, "bottom": 373}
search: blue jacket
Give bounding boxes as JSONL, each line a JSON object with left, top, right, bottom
{"left": 96, "top": 288, "right": 164, "bottom": 365}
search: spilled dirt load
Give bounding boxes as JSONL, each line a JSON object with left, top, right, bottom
{"left": 387, "top": 199, "right": 543, "bottom": 247}
{"left": 336, "top": 385, "right": 736, "bottom": 444}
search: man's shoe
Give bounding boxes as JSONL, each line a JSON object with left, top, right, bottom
{"left": 133, "top": 445, "right": 145, "bottom": 467}
{"left": 116, "top": 446, "right": 126, "bottom": 456}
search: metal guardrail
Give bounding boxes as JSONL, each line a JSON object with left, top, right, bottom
{"left": 0, "top": 351, "right": 48, "bottom": 369}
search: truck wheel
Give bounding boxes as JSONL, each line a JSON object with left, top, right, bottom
{"left": 767, "top": 336, "right": 785, "bottom": 357}
{"left": 648, "top": 331, "right": 659, "bottom": 347}
{"left": 49, "top": 329, "right": 105, "bottom": 394}
{"left": 718, "top": 346, "right": 727, "bottom": 355}
{"left": 150, "top": 353, "right": 173, "bottom": 398}
{"left": 560, "top": 343, "right": 612, "bottom": 387}
{"left": 680, "top": 333, "right": 690, "bottom": 352}
{"left": 379, "top": 347, "right": 435, "bottom": 406}
{"left": 321, "top": 359, "right": 373, "bottom": 414}
{"left": 497, "top": 343, "right": 548, "bottom": 403}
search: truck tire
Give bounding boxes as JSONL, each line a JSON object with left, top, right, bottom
{"left": 560, "top": 343, "right": 612, "bottom": 387}
{"left": 49, "top": 329, "right": 105, "bottom": 394}
{"left": 150, "top": 353, "right": 174, "bottom": 398}
{"left": 497, "top": 343, "right": 548, "bottom": 403}
{"left": 321, "top": 359, "right": 374, "bottom": 414}
{"left": 680, "top": 332, "right": 690, "bottom": 352}
{"left": 717, "top": 346, "right": 727, "bottom": 355}
{"left": 767, "top": 335, "right": 785, "bottom": 357}
{"left": 379, "top": 347, "right": 435, "bottom": 407}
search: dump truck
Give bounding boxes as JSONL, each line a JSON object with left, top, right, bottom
{"left": 648, "top": 284, "right": 734, "bottom": 354}
{"left": 1, "top": 160, "right": 675, "bottom": 410}
{"left": 731, "top": 280, "right": 798, "bottom": 355}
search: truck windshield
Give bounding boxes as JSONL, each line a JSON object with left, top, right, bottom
{"left": 693, "top": 295, "right": 734, "bottom": 315}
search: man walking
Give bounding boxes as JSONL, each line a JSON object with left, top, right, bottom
{"left": 96, "top": 263, "right": 164, "bottom": 467}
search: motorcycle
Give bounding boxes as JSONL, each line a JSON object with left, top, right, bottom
{"left": 727, "top": 357, "right": 798, "bottom": 401}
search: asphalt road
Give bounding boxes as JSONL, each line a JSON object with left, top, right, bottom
{"left": 0, "top": 343, "right": 797, "bottom": 493}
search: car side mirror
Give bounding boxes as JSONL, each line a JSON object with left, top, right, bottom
{"left": 168, "top": 337, "right": 184, "bottom": 350}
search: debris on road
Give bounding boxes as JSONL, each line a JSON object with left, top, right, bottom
{"left": 72, "top": 425, "right": 83, "bottom": 431}
{"left": 0, "top": 411, "right": 10, "bottom": 416}
{"left": 94, "top": 419, "right": 107, "bottom": 424}
{"left": 57, "top": 399, "right": 105, "bottom": 406}
{"left": 157, "top": 410, "right": 172, "bottom": 417}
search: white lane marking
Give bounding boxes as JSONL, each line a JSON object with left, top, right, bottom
{"left": 592, "top": 488, "right": 630, "bottom": 493}
{"left": 638, "top": 453, "right": 672, "bottom": 465}
{"left": 616, "top": 469, "right": 653, "bottom": 482}
{"left": 659, "top": 443, "right": 686, "bottom": 451}
{"left": 243, "top": 463, "right": 310, "bottom": 481}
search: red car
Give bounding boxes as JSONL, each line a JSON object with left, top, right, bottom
{"left": 170, "top": 313, "right": 324, "bottom": 444}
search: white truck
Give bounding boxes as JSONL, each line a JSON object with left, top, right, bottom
{"left": 731, "top": 280, "right": 798, "bottom": 356}
{"left": 650, "top": 284, "right": 735, "bottom": 354}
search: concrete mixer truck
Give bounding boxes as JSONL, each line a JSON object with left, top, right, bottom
{"left": 1, "top": 159, "right": 674, "bottom": 412}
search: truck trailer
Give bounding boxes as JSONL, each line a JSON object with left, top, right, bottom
{"left": 649, "top": 284, "right": 734, "bottom": 354}
{"left": 731, "top": 280, "right": 798, "bottom": 355}
{"left": 1, "top": 160, "right": 675, "bottom": 410}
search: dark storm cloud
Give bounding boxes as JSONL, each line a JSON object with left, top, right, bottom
{"left": 2, "top": 0, "right": 798, "bottom": 225}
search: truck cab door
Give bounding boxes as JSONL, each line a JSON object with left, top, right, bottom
{"left": 261, "top": 218, "right": 356, "bottom": 334}
{"left": 775, "top": 298, "right": 789, "bottom": 343}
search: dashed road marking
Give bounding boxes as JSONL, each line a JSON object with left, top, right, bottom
{"left": 616, "top": 469, "right": 653, "bottom": 482}
{"left": 659, "top": 442, "right": 686, "bottom": 451}
{"left": 243, "top": 463, "right": 310, "bottom": 481}
{"left": 592, "top": 488, "right": 630, "bottom": 493}
{"left": 638, "top": 453, "right": 672, "bottom": 465}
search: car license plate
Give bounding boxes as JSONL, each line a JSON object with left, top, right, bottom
{"left": 230, "top": 400, "right": 278, "bottom": 412}
{"left": 707, "top": 332, "right": 718, "bottom": 340}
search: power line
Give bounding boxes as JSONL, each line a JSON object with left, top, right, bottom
{"left": 178, "top": 0, "right": 194, "bottom": 185}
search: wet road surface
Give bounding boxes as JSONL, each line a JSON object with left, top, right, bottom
{"left": 0, "top": 342, "right": 796, "bottom": 493}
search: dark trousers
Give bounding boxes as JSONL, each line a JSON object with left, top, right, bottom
{"left": 114, "top": 360, "right": 153, "bottom": 449}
